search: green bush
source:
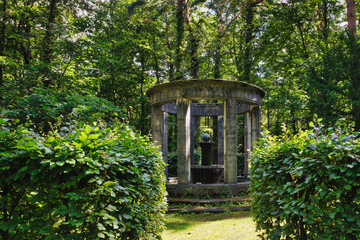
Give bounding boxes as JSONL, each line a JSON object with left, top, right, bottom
{"left": 0, "top": 118, "right": 166, "bottom": 239}
{"left": 3, "top": 88, "right": 124, "bottom": 133}
{"left": 249, "top": 119, "right": 360, "bottom": 239}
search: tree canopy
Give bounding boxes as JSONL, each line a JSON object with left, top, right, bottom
{"left": 1, "top": 0, "right": 358, "bottom": 134}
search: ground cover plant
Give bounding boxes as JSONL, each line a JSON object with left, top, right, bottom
{"left": 0, "top": 118, "right": 166, "bottom": 239}
{"left": 250, "top": 119, "right": 360, "bottom": 239}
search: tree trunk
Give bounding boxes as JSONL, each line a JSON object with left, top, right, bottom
{"left": 183, "top": 1, "right": 199, "bottom": 79}
{"left": 165, "top": 21, "right": 174, "bottom": 81}
{"left": 40, "top": 0, "right": 59, "bottom": 88}
{"left": 346, "top": 0, "right": 360, "bottom": 130}
{"left": 214, "top": 42, "right": 221, "bottom": 79}
{"left": 139, "top": 51, "right": 147, "bottom": 134}
{"left": 346, "top": 0, "right": 357, "bottom": 38}
{"left": 243, "top": 0, "right": 255, "bottom": 83}
{"left": 189, "top": 32, "right": 199, "bottom": 79}
{"left": 0, "top": 0, "right": 7, "bottom": 87}
{"left": 174, "top": 0, "right": 185, "bottom": 80}
{"left": 322, "top": 0, "right": 329, "bottom": 39}
{"left": 238, "top": 0, "right": 263, "bottom": 82}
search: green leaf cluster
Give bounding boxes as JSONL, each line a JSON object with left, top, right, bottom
{"left": 249, "top": 119, "right": 360, "bottom": 239}
{"left": 3, "top": 88, "right": 124, "bottom": 133}
{"left": 0, "top": 118, "right": 166, "bottom": 239}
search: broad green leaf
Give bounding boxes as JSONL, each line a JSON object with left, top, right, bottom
{"left": 98, "top": 233, "right": 106, "bottom": 238}
{"left": 19, "top": 166, "right": 28, "bottom": 172}
{"left": 88, "top": 134, "right": 100, "bottom": 140}
{"left": 79, "top": 132, "right": 87, "bottom": 142}
{"left": 97, "top": 223, "right": 106, "bottom": 231}
{"left": 85, "top": 125, "right": 92, "bottom": 134}
{"left": 66, "top": 159, "right": 76, "bottom": 165}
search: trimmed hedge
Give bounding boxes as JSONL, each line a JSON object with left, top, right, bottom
{"left": 249, "top": 120, "right": 360, "bottom": 239}
{"left": 0, "top": 119, "right": 166, "bottom": 239}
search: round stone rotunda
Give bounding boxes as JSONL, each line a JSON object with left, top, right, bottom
{"left": 147, "top": 79, "right": 265, "bottom": 196}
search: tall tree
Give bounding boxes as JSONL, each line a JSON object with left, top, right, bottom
{"left": 183, "top": 1, "right": 200, "bottom": 79}
{"left": 238, "top": 0, "right": 263, "bottom": 83}
{"left": 207, "top": 0, "right": 244, "bottom": 79}
{"left": 346, "top": 0, "right": 360, "bottom": 130}
{"left": 40, "top": 0, "right": 60, "bottom": 87}
{"left": 256, "top": 0, "right": 349, "bottom": 134}
{"left": 0, "top": 0, "right": 7, "bottom": 87}
{"left": 174, "top": 0, "right": 185, "bottom": 80}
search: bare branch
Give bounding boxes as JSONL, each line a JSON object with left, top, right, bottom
{"left": 252, "top": 0, "right": 264, "bottom": 6}
{"left": 221, "top": 13, "right": 241, "bottom": 38}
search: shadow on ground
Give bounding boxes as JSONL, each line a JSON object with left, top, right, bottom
{"left": 165, "top": 211, "right": 252, "bottom": 231}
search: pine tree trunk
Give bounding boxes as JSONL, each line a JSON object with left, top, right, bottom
{"left": 346, "top": 0, "right": 357, "bottom": 37}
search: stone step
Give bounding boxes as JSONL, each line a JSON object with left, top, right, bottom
{"left": 167, "top": 196, "right": 251, "bottom": 204}
{"left": 167, "top": 206, "right": 251, "bottom": 213}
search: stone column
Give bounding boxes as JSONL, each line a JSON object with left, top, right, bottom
{"left": 217, "top": 115, "right": 224, "bottom": 165}
{"left": 151, "top": 104, "right": 163, "bottom": 147}
{"left": 151, "top": 104, "right": 165, "bottom": 175}
{"left": 190, "top": 115, "right": 195, "bottom": 165}
{"left": 163, "top": 112, "right": 168, "bottom": 178}
{"left": 251, "top": 105, "right": 261, "bottom": 150}
{"left": 243, "top": 111, "right": 251, "bottom": 178}
{"left": 224, "top": 99, "right": 238, "bottom": 184}
{"left": 177, "top": 99, "right": 191, "bottom": 184}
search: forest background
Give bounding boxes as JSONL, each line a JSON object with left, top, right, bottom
{"left": 0, "top": 0, "right": 359, "bottom": 135}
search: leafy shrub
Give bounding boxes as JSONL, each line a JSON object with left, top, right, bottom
{"left": 3, "top": 88, "right": 124, "bottom": 133}
{"left": 249, "top": 119, "right": 360, "bottom": 239}
{"left": 194, "top": 150, "right": 201, "bottom": 165}
{"left": 0, "top": 118, "right": 166, "bottom": 239}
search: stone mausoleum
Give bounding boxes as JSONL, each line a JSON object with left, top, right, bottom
{"left": 147, "top": 79, "right": 265, "bottom": 196}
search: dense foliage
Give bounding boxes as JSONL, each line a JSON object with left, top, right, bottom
{"left": 1, "top": 0, "right": 359, "bottom": 134}
{"left": 249, "top": 119, "right": 360, "bottom": 239}
{"left": 0, "top": 118, "right": 166, "bottom": 239}
{"left": 3, "top": 88, "right": 124, "bottom": 133}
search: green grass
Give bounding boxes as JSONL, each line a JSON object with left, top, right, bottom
{"left": 162, "top": 211, "right": 259, "bottom": 240}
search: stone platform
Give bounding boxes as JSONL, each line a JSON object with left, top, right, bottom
{"left": 166, "top": 181, "right": 250, "bottom": 197}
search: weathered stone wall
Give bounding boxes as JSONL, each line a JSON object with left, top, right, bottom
{"left": 147, "top": 79, "right": 264, "bottom": 106}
